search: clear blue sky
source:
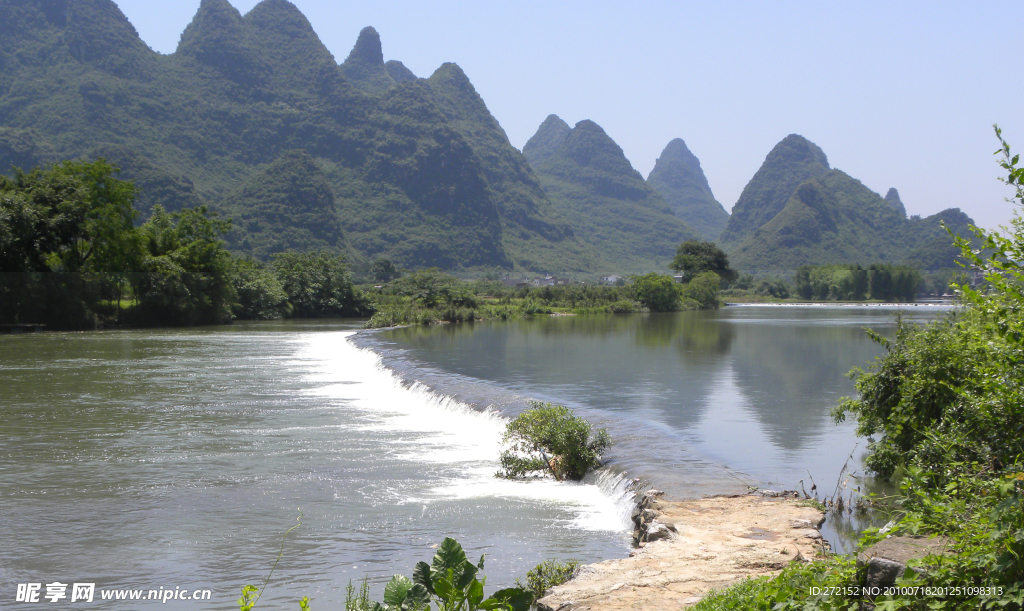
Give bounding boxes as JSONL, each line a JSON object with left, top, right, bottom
{"left": 113, "top": 0, "right": 1023, "bottom": 231}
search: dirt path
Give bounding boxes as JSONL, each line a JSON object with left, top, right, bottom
{"left": 537, "top": 494, "right": 826, "bottom": 611}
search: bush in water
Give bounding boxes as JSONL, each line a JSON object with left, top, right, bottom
{"left": 496, "top": 402, "right": 610, "bottom": 481}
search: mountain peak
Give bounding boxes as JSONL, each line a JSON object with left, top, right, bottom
{"left": 340, "top": 26, "right": 395, "bottom": 94}
{"left": 35, "top": 0, "right": 156, "bottom": 78}
{"left": 527, "top": 119, "right": 701, "bottom": 270}
{"left": 559, "top": 120, "right": 638, "bottom": 178}
{"left": 177, "top": 0, "right": 245, "bottom": 54}
{"left": 522, "top": 115, "right": 571, "bottom": 165}
{"left": 719, "top": 133, "right": 831, "bottom": 245}
{"left": 430, "top": 62, "right": 472, "bottom": 90}
{"left": 771, "top": 134, "right": 830, "bottom": 169}
{"left": 385, "top": 60, "right": 417, "bottom": 83}
{"left": 647, "top": 138, "right": 728, "bottom": 239}
{"left": 243, "top": 0, "right": 338, "bottom": 91}
{"left": 346, "top": 26, "right": 384, "bottom": 65}
{"left": 176, "top": 0, "right": 264, "bottom": 83}
{"left": 659, "top": 138, "right": 695, "bottom": 160}
{"left": 884, "top": 188, "right": 907, "bottom": 217}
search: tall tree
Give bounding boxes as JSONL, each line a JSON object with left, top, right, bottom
{"left": 670, "top": 240, "right": 737, "bottom": 284}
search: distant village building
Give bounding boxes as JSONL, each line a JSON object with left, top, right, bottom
{"left": 501, "top": 276, "right": 530, "bottom": 287}
{"left": 600, "top": 275, "right": 622, "bottom": 285}
{"left": 534, "top": 275, "right": 569, "bottom": 286}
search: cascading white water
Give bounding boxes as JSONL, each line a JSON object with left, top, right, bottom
{"left": 298, "top": 331, "right": 632, "bottom": 533}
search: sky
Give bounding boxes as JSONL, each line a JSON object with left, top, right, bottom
{"left": 112, "top": 0, "right": 1024, "bottom": 231}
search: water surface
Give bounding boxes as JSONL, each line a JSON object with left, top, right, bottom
{"left": 1, "top": 306, "right": 947, "bottom": 608}
{"left": 1, "top": 321, "right": 629, "bottom": 610}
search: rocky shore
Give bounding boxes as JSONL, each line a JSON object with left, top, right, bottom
{"left": 537, "top": 492, "right": 827, "bottom": 611}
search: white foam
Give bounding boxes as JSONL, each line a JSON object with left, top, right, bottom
{"left": 293, "top": 331, "right": 631, "bottom": 533}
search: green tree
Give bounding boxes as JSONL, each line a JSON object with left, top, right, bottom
{"left": 497, "top": 402, "right": 610, "bottom": 481}
{"left": 632, "top": 272, "right": 681, "bottom": 312}
{"left": 670, "top": 240, "right": 738, "bottom": 284}
{"left": 680, "top": 271, "right": 721, "bottom": 309}
{"left": 133, "top": 205, "right": 236, "bottom": 326}
{"left": 0, "top": 159, "right": 142, "bottom": 328}
{"left": 229, "top": 258, "right": 291, "bottom": 320}
{"left": 371, "top": 257, "right": 400, "bottom": 283}
{"left": 272, "top": 250, "right": 370, "bottom": 318}
{"left": 385, "top": 268, "right": 477, "bottom": 308}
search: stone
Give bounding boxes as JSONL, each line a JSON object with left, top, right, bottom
{"left": 857, "top": 535, "right": 951, "bottom": 589}
{"left": 645, "top": 522, "right": 673, "bottom": 542}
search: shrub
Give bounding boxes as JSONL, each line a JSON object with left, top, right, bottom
{"left": 516, "top": 559, "right": 579, "bottom": 603}
{"left": 680, "top": 271, "right": 721, "bottom": 309}
{"left": 336, "top": 538, "right": 532, "bottom": 611}
{"left": 497, "top": 402, "right": 609, "bottom": 481}
{"left": 632, "top": 272, "right": 681, "bottom": 312}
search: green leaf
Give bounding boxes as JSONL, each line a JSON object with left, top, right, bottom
{"left": 384, "top": 575, "right": 413, "bottom": 607}
{"left": 407, "top": 583, "right": 431, "bottom": 608}
{"left": 487, "top": 588, "right": 533, "bottom": 611}
{"left": 413, "top": 561, "right": 435, "bottom": 595}
{"left": 466, "top": 579, "right": 484, "bottom": 608}
{"left": 432, "top": 538, "right": 468, "bottom": 575}
{"left": 454, "top": 560, "right": 478, "bottom": 591}
{"left": 432, "top": 575, "right": 455, "bottom": 601}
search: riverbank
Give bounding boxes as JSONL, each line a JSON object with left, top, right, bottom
{"left": 537, "top": 493, "right": 826, "bottom": 610}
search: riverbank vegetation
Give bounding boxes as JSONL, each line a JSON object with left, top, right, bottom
{"left": 363, "top": 268, "right": 723, "bottom": 329}
{"left": 692, "top": 127, "right": 1024, "bottom": 611}
{"left": 0, "top": 160, "right": 369, "bottom": 329}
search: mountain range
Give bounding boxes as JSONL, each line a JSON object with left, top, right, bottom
{"left": 0, "top": 0, "right": 973, "bottom": 275}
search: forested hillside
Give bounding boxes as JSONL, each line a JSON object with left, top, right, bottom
{"left": 524, "top": 117, "right": 700, "bottom": 272}
{"left": 0, "top": 1, "right": 975, "bottom": 275}
{"left": 0, "top": 0, "right": 589, "bottom": 272}
{"left": 646, "top": 138, "right": 729, "bottom": 240}
{"left": 723, "top": 134, "right": 975, "bottom": 272}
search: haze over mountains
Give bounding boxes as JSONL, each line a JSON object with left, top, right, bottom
{"left": 0, "top": 0, "right": 973, "bottom": 275}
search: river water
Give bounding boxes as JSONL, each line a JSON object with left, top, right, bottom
{"left": 0, "top": 306, "right": 946, "bottom": 609}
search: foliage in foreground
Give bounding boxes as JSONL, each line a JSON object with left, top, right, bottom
{"left": 275, "top": 538, "right": 532, "bottom": 611}
{"left": 496, "top": 402, "right": 609, "bottom": 481}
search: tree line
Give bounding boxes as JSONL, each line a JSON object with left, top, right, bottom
{"left": 0, "top": 160, "right": 369, "bottom": 329}
{"left": 794, "top": 263, "right": 922, "bottom": 302}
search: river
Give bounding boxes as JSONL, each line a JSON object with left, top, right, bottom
{"left": 0, "top": 305, "right": 947, "bottom": 609}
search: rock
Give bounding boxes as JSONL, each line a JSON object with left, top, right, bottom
{"left": 794, "top": 528, "right": 822, "bottom": 540}
{"left": 645, "top": 522, "right": 673, "bottom": 542}
{"left": 857, "top": 536, "right": 951, "bottom": 589}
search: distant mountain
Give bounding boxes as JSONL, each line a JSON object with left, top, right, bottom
{"left": 720, "top": 134, "right": 830, "bottom": 247}
{"left": 904, "top": 207, "right": 974, "bottom": 270}
{"left": 522, "top": 114, "right": 571, "bottom": 166}
{"left": 646, "top": 138, "right": 729, "bottom": 240}
{"left": 730, "top": 170, "right": 909, "bottom": 271}
{"left": 526, "top": 117, "right": 700, "bottom": 271}
{"left": 425, "top": 67, "right": 591, "bottom": 271}
{"left": 727, "top": 155, "right": 974, "bottom": 272}
{"left": 884, "top": 188, "right": 907, "bottom": 217}
{"left": 0, "top": 0, "right": 592, "bottom": 272}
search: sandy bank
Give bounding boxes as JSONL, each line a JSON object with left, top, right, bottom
{"left": 537, "top": 494, "right": 826, "bottom": 610}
